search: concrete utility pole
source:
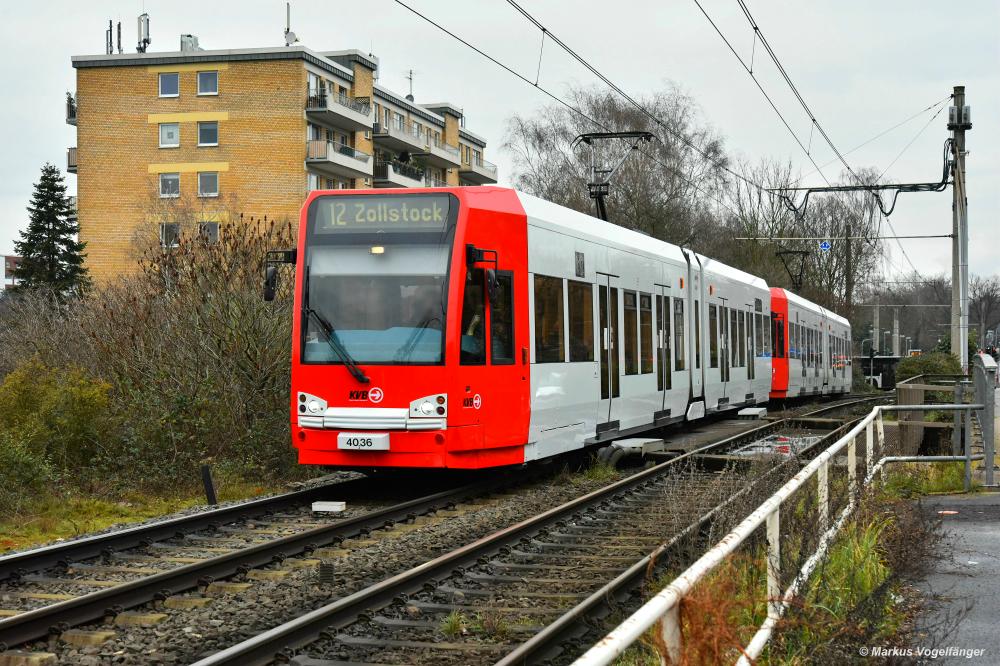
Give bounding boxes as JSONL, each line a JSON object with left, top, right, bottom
{"left": 873, "top": 304, "right": 880, "bottom": 353}
{"left": 949, "top": 85, "right": 972, "bottom": 371}
{"left": 893, "top": 308, "right": 900, "bottom": 357}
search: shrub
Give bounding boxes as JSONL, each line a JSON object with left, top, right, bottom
{"left": 0, "top": 357, "right": 111, "bottom": 472}
{"left": 0, "top": 217, "right": 300, "bottom": 495}
{"left": 0, "top": 427, "right": 57, "bottom": 518}
{"left": 895, "top": 351, "right": 961, "bottom": 382}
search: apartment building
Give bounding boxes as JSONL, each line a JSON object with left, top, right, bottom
{"left": 68, "top": 43, "right": 498, "bottom": 280}
{"left": 2, "top": 255, "right": 21, "bottom": 289}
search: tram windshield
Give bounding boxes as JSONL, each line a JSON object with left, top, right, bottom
{"left": 301, "top": 194, "right": 456, "bottom": 365}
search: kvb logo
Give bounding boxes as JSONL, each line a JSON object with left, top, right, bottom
{"left": 348, "top": 390, "right": 368, "bottom": 401}
{"left": 368, "top": 387, "right": 384, "bottom": 404}
{"left": 462, "top": 394, "right": 483, "bottom": 409}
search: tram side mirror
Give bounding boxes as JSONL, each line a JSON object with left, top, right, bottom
{"left": 486, "top": 269, "right": 500, "bottom": 305}
{"left": 263, "top": 266, "right": 278, "bottom": 302}
{"left": 262, "top": 248, "right": 297, "bottom": 302}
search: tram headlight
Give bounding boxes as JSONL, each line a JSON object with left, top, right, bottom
{"left": 410, "top": 394, "right": 447, "bottom": 418}
{"left": 308, "top": 400, "right": 323, "bottom": 414}
{"left": 420, "top": 401, "right": 434, "bottom": 415}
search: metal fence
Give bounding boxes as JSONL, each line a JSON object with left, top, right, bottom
{"left": 573, "top": 398, "right": 990, "bottom": 666}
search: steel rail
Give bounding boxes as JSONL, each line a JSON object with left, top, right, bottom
{"left": 190, "top": 400, "right": 867, "bottom": 666}
{"left": 495, "top": 415, "right": 861, "bottom": 665}
{"left": 0, "top": 479, "right": 498, "bottom": 651}
{"left": 0, "top": 477, "right": 374, "bottom": 583}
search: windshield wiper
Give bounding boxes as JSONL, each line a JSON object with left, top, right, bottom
{"left": 306, "top": 307, "right": 370, "bottom": 384}
{"left": 394, "top": 317, "right": 441, "bottom": 363}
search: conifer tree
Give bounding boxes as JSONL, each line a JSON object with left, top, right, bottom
{"left": 13, "top": 163, "right": 89, "bottom": 293}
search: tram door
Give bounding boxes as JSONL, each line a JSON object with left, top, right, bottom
{"left": 655, "top": 285, "right": 672, "bottom": 411}
{"left": 598, "top": 275, "right": 621, "bottom": 428}
{"left": 718, "top": 300, "right": 730, "bottom": 400}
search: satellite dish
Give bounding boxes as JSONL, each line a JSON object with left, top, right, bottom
{"left": 284, "top": 31, "right": 298, "bottom": 46}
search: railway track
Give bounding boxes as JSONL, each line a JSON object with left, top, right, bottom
{"left": 0, "top": 474, "right": 510, "bottom": 651}
{"left": 190, "top": 395, "right": 883, "bottom": 666}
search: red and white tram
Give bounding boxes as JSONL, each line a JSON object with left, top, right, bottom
{"left": 277, "top": 186, "right": 851, "bottom": 470}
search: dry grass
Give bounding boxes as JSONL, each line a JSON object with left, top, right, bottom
{"left": 0, "top": 478, "right": 279, "bottom": 553}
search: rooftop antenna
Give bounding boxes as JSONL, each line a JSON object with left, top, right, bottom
{"left": 405, "top": 69, "right": 416, "bottom": 102}
{"left": 105, "top": 20, "right": 113, "bottom": 55}
{"left": 117, "top": 21, "right": 122, "bottom": 54}
{"left": 571, "top": 131, "right": 656, "bottom": 222}
{"left": 137, "top": 13, "right": 151, "bottom": 53}
{"left": 284, "top": 2, "right": 298, "bottom": 47}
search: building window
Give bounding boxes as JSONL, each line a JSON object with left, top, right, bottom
{"left": 197, "top": 71, "right": 218, "bottom": 95}
{"left": 160, "top": 222, "right": 180, "bottom": 248}
{"left": 473, "top": 149, "right": 482, "bottom": 165}
{"left": 159, "top": 72, "right": 179, "bottom": 97}
{"left": 567, "top": 280, "right": 594, "bottom": 362}
{"left": 199, "top": 222, "right": 219, "bottom": 243}
{"left": 198, "top": 121, "right": 219, "bottom": 146}
{"left": 159, "top": 173, "right": 180, "bottom": 198}
{"left": 394, "top": 112, "right": 405, "bottom": 131}
{"left": 533, "top": 274, "right": 564, "bottom": 363}
{"left": 709, "top": 304, "right": 719, "bottom": 368}
{"left": 159, "top": 123, "right": 180, "bottom": 148}
{"left": 198, "top": 172, "right": 219, "bottom": 197}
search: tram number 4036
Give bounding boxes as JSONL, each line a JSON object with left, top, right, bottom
{"left": 337, "top": 433, "right": 390, "bottom": 451}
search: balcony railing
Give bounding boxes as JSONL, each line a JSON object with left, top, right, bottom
{"left": 424, "top": 175, "right": 448, "bottom": 188}
{"left": 306, "top": 89, "right": 372, "bottom": 116}
{"left": 374, "top": 160, "right": 424, "bottom": 182}
{"left": 306, "top": 140, "right": 371, "bottom": 162}
{"left": 471, "top": 156, "right": 498, "bottom": 177}
{"left": 374, "top": 120, "right": 424, "bottom": 143}
{"left": 67, "top": 147, "right": 77, "bottom": 173}
{"left": 66, "top": 93, "right": 77, "bottom": 126}
{"left": 428, "top": 135, "right": 460, "bottom": 155}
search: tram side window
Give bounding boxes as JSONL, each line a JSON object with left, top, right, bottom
{"left": 754, "top": 314, "right": 763, "bottom": 357}
{"left": 730, "top": 309, "right": 738, "bottom": 367}
{"left": 764, "top": 312, "right": 771, "bottom": 356}
{"left": 490, "top": 272, "right": 515, "bottom": 365}
{"left": 709, "top": 304, "right": 719, "bottom": 368}
{"left": 623, "top": 291, "right": 638, "bottom": 375}
{"left": 533, "top": 274, "right": 565, "bottom": 363}
{"left": 673, "top": 298, "right": 685, "bottom": 371}
{"left": 694, "top": 300, "right": 701, "bottom": 369}
{"left": 567, "top": 280, "right": 594, "bottom": 362}
{"left": 640, "top": 293, "right": 653, "bottom": 374}
{"left": 771, "top": 314, "right": 784, "bottom": 358}
{"left": 461, "top": 269, "right": 486, "bottom": 365}
{"left": 738, "top": 310, "right": 746, "bottom": 367}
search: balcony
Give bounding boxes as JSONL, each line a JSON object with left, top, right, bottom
{"left": 67, "top": 147, "right": 77, "bottom": 174}
{"left": 373, "top": 120, "right": 426, "bottom": 154}
{"left": 374, "top": 160, "right": 425, "bottom": 188}
{"left": 424, "top": 135, "right": 462, "bottom": 168}
{"left": 460, "top": 156, "right": 498, "bottom": 185}
{"left": 305, "top": 90, "right": 373, "bottom": 132}
{"left": 306, "top": 140, "right": 372, "bottom": 179}
{"left": 424, "top": 174, "right": 449, "bottom": 188}
{"left": 66, "top": 93, "right": 77, "bottom": 126}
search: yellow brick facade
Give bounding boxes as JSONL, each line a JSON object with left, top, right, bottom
{"left": 76, "top": 59, "right": 308, "bottom": 280}
{"left": 72, "top": 48, "right": 493, "bottom": 281}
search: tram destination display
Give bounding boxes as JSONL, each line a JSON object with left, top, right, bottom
{"left": 314, "top": 194, "right": 451, "bottom": 233}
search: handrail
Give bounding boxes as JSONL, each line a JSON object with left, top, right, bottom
{"left": 574, "top": 401, "right": 986, "bottom": 666}
{"left": 305, "top": 139, "right": 371, "bottom": 162}
{"left": 306, "top": 89, "right": 371, "bottom": 116}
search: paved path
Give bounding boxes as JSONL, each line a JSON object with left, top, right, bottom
{"left": 911, "top": 491, "right": 1000, "bottom": 665}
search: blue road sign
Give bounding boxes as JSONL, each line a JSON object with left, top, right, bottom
{"left": 819, "top": 240, "right": 831, "bottom": 253}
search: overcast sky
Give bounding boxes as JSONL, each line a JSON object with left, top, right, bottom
{"left": 1, "top": 0, "right": 996, "bottom": 281}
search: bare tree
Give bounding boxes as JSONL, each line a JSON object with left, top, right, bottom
{"left": 504, "top": 84, "right": 730, "bottom": 247}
